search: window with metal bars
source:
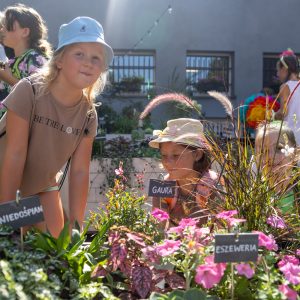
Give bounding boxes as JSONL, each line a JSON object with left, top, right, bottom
{"left": 186, "top": 52, "right": 233, "bottom": 96}
{"left": 109, "top": 51, "right": 155, "bottom": 95}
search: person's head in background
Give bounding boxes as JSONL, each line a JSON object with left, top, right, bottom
{"left": 255, "top": 121, "right": 297, "bottom": 183}
{"left": 1, "top": 3, "right": 51, "bottom": 57}
{"left": 149, "top": 118, "right": 212, "bottom": 183}
{"left": 277, "top": 49, "right": 300, "bottom": 83}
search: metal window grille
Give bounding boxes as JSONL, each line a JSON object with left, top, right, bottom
{"left": 109, "top": 51, "right": 155, "bottom": 94}
{"left": 186, "top": 52, "right": 233, "bottom": 96}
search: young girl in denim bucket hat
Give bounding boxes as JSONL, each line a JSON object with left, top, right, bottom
{"left": 149, "top": 118, "right": 222, "bottom": 226}
{"left": 0, "top": 16, "right": 113, "bottom": 237}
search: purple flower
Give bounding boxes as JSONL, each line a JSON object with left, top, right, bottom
{"left": 141, "top": 246, "right": 160, "bottom": 263}
{"left": 151, "top": 208, "right": 169, "bottom": 222}
{"left": 278, "top": 284, "right": 298, "bottom": 300}
{"left": 156, "top": 240, "right": 181, "bottom": 256}
{"left": 267, "top": 215, "right": 287, "bottom": 229}
{"left": 235, "top": 263, "right": 255, "bottom": 279}
{"left": 18, "top": 61, "right": 27, "bottom": 72}
{"left": 216, "top": 210, "right": 237, "bottom": 220}
{"left": 253, "top": 231, "right": 278, "bottom": 251}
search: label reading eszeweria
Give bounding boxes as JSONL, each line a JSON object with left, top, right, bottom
{"left": 214, "top": 233, "right": 259, "bottom": 263}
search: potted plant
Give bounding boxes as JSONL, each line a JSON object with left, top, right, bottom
{"left": 194, "top": 77, "right": 226, "bottom": 93}
{"left": 119, "top": 76, "right": 144, "bottom": 93}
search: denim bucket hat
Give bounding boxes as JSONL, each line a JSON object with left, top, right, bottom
{"left": 56, "top": 16, "right": 114, "bottom": 69}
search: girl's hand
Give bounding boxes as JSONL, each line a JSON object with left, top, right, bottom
{"left": 0, "top": 64, "right": 18, "bottom": 86}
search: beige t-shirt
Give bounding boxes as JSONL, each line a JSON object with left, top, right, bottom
{"left": 3, "top": 78, "right": 98, "bottom": 196}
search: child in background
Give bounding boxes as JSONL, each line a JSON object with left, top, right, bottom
{"left": 0, "top": 11, "right": 8, "bottom": 101}
{"left": 0, "top": 4, "right": 51, "bottom": 101}
{"left": 255, "top": 121, "right": 299, "bottom": 214}
{"left": 275, "top": 50, "right": 300, "bottom": 144}
{"left": 0, "top": 16, "right": 114, "bottom": 237}
{"left": 149, "top": 118, "right": 221, "bottom": 226}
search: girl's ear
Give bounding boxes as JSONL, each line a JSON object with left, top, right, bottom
{"left": 22, "top": 27, "right": 30, "bottom": 38}
{"left": 195, "top": 149, "right": 204, "bottom": 161}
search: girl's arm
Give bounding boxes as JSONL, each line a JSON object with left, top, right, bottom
{"left": 68, "top": 136, "right": 94, "bottom": 229}
{"left": 0, "top": 66, "right": 19, "bottom": 86}
{"left": 275, "top": 84, "right": 290, "bottom": 120}
{"left": 0, "top": 110, "right": 29, "bottom": 202}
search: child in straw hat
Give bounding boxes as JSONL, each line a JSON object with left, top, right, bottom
{"left": 149, "top": 118, "right": 221, "bottom": 226}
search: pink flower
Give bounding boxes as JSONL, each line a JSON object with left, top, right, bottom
{"left": 235, "top": 263, "right": 255, "bottom": 279}
{"left": 151, "top": 208, "right": 169, "bottom": 222}
{"left": 227, "top": 217, "right": 246, "bottom": 227}
{"left": 267, "top": 215, "right": 286, "bottom": 229}
{"left": 178, "top": 218, "right": 197, "bottom": 228}
{"left": 115, "top": 167, "right": 124, "bottom": 176}
{"left": 278, "top": 255, "right": 300, "bottom": 269}
{"left": 280, "top": 264, "right": 300, "bottom": 285}
{"left": 195, "top": 257, "right": 226, "bottom": 289}
{"left": 216, "top": 210, "right": 237, "bottom": 220}
{"left": 156, "top": 240, "right": 181, "bottom": 256}
{"left": 195, "top": 265, "right": 222, "bottom": 289}
{"left": 168, "top": 226, "right": 184, "bottom": 235}
{"left": 253, "top": 231, "right": 278, "bottom": 251}
{"left": 296, "top": 249, "right": 300, "bottom": 256}
{"left": 278, "top": 285, "right": 298, "bottom": 300}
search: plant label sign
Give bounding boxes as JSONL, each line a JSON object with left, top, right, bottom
{"left": 214, "top": 233, "right": 258, "bottom": 263}
{"left": 0, "top": 195, "right": 44, "bottom": 229}
{"left": 148, "top": 179, "right": 176, "bottom": 198}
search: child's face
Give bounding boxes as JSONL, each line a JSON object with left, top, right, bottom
{"left": 255, "top": 130, "right": 294, "bottom": 176}
{"left": 57, "top": 42, "right": 105, "bottom": 89}
{"left": 160, "top": 142, "right": 203, "bottom": 181}
{"left": 1, "top": 20, "right": 27, "bottom": 49}
{"left": 277, "top": 65, "right": 288, "bottom": 83}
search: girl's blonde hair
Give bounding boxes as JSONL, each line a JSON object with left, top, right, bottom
{"left": 3, "top": 3, "right": 52, "bottom": 57}
{"left": 256, "top": 121, "right": 297, "bottom": 148}
{"left": 34, "top": 46, "right": 107, "bottom": 107}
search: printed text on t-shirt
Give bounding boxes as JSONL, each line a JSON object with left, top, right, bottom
{"left": 33, "top": 114, "right": 82, "bottom": 136}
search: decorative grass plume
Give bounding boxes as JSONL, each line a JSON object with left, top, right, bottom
{"left": 139, "top": 93, "right": 194, "bottom": 119}
{"left": 207, "top": 91, "right": 234, "bottom": 121}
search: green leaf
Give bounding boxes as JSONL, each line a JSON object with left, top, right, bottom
{"left": 149, "top": 292, "right": 169, "bottom": 300}
{"left": 184, "top": 288, "right": 207, "bottom": 300}
{"left": 56, "top": 222, "right": 71, "bottom": 253}
{"left": 88, "top": 221, "right": 111, "bottom": 254}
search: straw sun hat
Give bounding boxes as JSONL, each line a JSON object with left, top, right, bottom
{"left": 149, "top": 118, "right": 209, "bottom": 150}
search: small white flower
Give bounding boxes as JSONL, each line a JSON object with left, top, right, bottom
{"left": 281, "top": 145, "right": 295, "bottom": 156}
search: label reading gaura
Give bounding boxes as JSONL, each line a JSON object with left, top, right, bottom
{"left": 148, "top": 179, "right": 176, "bottom": 197}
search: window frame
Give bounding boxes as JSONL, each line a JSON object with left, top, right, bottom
{"left": 108, "top": 49, "right": 156, "bottom": 96}
{"left": 186, "top": 51, "right": 234, "bottom": 97}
